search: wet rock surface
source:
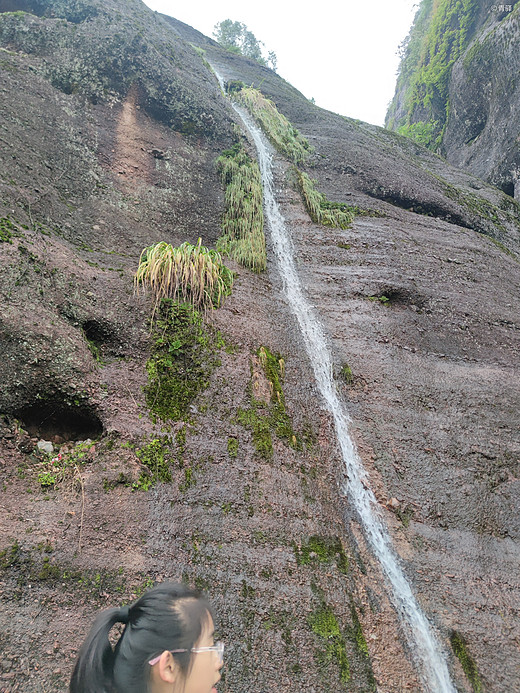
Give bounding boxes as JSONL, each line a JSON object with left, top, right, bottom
{"left": 1, "top": 2, "right": 519, "bottom": 692}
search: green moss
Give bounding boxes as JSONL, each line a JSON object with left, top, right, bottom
{"left": 133, "top": 436, "right": 172, "bottom": 490}
{"left": 348, "top": 603, "right": 377, "bottom": 691}
{"left": 237, "top": 346, "right": 300, "bottom": 459}
{"left": 0, "top": 216, "right": 16, "bottom": 243}
{"left": 308, "top": 603, "right": 350, "bottom": 684}
{"left": 236, "top": 405, "right": 273, "bottom": 459}
{"left": 145, "top": 300, "right": 222, "bottom": 422}
{"left": 340, "top": 364, "right": 353, "bottom": 385}
{"left": 293, "top": 535, "right": 349, "bottom": 574}
{"left": 179, "top": 466, "right": 196, "bottom": 493}
{"left": 450, "top": 631, "right": 482, "bottom": 692}
{"left": 227, "top": 437, "right": 239, "bottom": 458}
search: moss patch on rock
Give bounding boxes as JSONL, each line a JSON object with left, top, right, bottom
{"left": 236, "top": 346, "right": 300, "bottom": 459}
{"left": 450, "top": 631, "right": 483, "bottom": 692}
{"left": 145, "top": 299, "right": 223, "bottom": 423}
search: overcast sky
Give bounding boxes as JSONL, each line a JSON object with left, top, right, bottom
{"left": 141, "top": 1, "right": 418, "bottom": 126}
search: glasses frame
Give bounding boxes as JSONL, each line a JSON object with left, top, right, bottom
{"left": 148, "top": 641, "right": 225, "bottom": 667}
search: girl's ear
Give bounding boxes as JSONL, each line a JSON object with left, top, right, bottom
{"left": 156, "top": 651, "right": 177, "bottom": 684}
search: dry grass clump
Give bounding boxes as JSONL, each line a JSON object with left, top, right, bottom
{"left": 134, "top": 238, "right": 233, "bottom": 314}
{"left": 216, "top": 143, "right": 266, "bottom": 272}
{"left": 236, "top": 86, "right": 311, "bottom": 164}
{"left": 297, "top": 170, "right": 355, "bottom": 229}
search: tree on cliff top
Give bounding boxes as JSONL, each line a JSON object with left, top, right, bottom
{"left": 213, "top": 19, "right": 277, "bottom": 71}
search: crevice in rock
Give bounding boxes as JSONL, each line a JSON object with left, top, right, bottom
{"left": 365, "top": 187, "right": 471, "bottom": 228}
{"left": 358, "top": 286, "right": 427, "bottom": 309}
{"left": 14, "top": 401, "right": 103, "bottom": 442}
{"left": 499, "top": 180, "right": 515, "bottom": 199}
{"left": 82, "top": 318, "right": 112, "bottom": 354}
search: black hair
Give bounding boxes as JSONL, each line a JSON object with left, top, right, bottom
{"left": 69, "top": 582, "right": 212, "bottom": 693}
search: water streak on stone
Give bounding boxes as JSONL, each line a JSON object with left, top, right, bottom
{"left": 219, "top": 77, "right": 456, "bottom": 692}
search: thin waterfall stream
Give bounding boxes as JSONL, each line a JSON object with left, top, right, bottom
{"left": 214, "top": 68, "right": 456, "bottom": 693}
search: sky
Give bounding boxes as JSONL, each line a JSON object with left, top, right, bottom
{"left": 141, "top": 1, "right": 418, "bottom": 127}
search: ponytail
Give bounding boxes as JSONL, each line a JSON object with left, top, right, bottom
{"left": 70, "top": 584, "right": 212, "bottom": 693}
{"left": 70, "top": 607, "right": 131, "bottom": 693}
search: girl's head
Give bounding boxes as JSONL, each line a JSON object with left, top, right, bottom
{"left": 70, "top": 582, "right": 223, "bottom": 693}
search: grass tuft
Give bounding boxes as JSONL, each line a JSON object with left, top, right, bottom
{"left": 134, "top": 238, "right": 233, "bottom": 316}
{"left": 296, "top": 170, "right": 355, "bottom": 229}
{"left": 216, "top": 143, "right": 266, "bottom": 272}
{"left": 235, "top": 86, "right": 312, "bottom": 164}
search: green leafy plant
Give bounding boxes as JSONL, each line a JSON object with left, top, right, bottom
{"left": 36, "top": 440, "right": 94, "bottom": 490}
{"left": 0, "top": 216, "right": 16, "bottom": 243}
{"left": 133, "top": 437, "right": 172, "bottom": 491}
{"left": 134, "top": 238, "right": 233, "bottom": 316}
{"left": 216, "top": 143, "right": 266, "bottom": 272}
{"left": 235, "top": 87, "right": 311, "bottom": 164}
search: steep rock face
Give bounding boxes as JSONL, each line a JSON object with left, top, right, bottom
{"left": 0, "top": 2, "right": 519, "bottom": 693}
{"left": 386, "top": 0, "right": 520, "bottom": 195}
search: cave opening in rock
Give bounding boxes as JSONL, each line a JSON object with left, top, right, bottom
{"left": 15, "top": 402, "right": 103, "bottom": 443}
{"left": 500, "top": 180, "right": 515, "bottom": 198}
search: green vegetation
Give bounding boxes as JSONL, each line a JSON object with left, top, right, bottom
{"left": 216, "top": 142, "right": 266, "bottom": 272}
{"left": 227, "top": 437, "right": 239, "bottom": 458}
{"left": 349, "top": 603, "right": 376, "bottom": 690}
{"left": 134, "top": 437, "right": 172, "bottom": 490}
{"left": 308, "top": 601, "right": 350, "bottom": 684}
{"left": 36, "top": 441, "right": 94, "bottom": 490}
{"left": 213, "top": 19, "right": 277, "bottom": 70}
{"left": 340, "top": 364, "right": 353, "bottom": 385}
{"left": 134, "top": 238, "right": 233, "bottom": 316}
{"left": 145, "top": 299, "right": 223, "bottom": 422}
{"left": 0, "top": 216, "right": 16, "bottom": 243}
{"left": 0, "top": 540, "right": 143, "bottom": 604}
{"left": 235, "top": 87, "right": 311, "bottom": 164}
{"left": 387, "top": 0, "right": 479, "bottom": 150}
{"left": 236, "top": 345, "right": 299, "bottom": 459}
{"left": 297, "top": 170, "right": 354, "bottom": 228}
{"left": 397, "top": 120, "right": 438, "bottom": 147}
{"left": 450, "top": 631, "right": 483, "bottom": 692}
{"left": 293, "top": 535, "right": 349, "bottom": 574}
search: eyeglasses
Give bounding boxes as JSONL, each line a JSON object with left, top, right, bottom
{"left": 148, "top": 641, "right": 225, "bottom": 667}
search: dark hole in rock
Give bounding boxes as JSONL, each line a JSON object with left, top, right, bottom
{"left": 360, "top": 287, "right": 427, "bottom": 309}
{"left": 83, "top": 319, "right": 109, "bottom": 349}
{"left": 500, "top": 181, "right": 515, "bottom": 198}
{"left": 366, "top": 188, "right": 471, "bottom": 228}
{"left": 82, "top": 318, "right": 124, "bottom": 358}
{"left": 15, "top": 402, "right": 103, "bottom": 442}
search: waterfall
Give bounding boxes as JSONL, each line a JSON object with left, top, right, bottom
{"left": 215, "top": 71, "right": 456, "bottom": 691}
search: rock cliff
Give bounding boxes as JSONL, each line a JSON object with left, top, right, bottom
{"left": 0, "top": 1, "right": 519, "bottom": 692}
{"left": 386, "top": 0, "right": 520, "bottom": 197}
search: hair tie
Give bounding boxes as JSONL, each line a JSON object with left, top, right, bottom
{"left": 118, "top": 606, "right": 131, "bottom": 624}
